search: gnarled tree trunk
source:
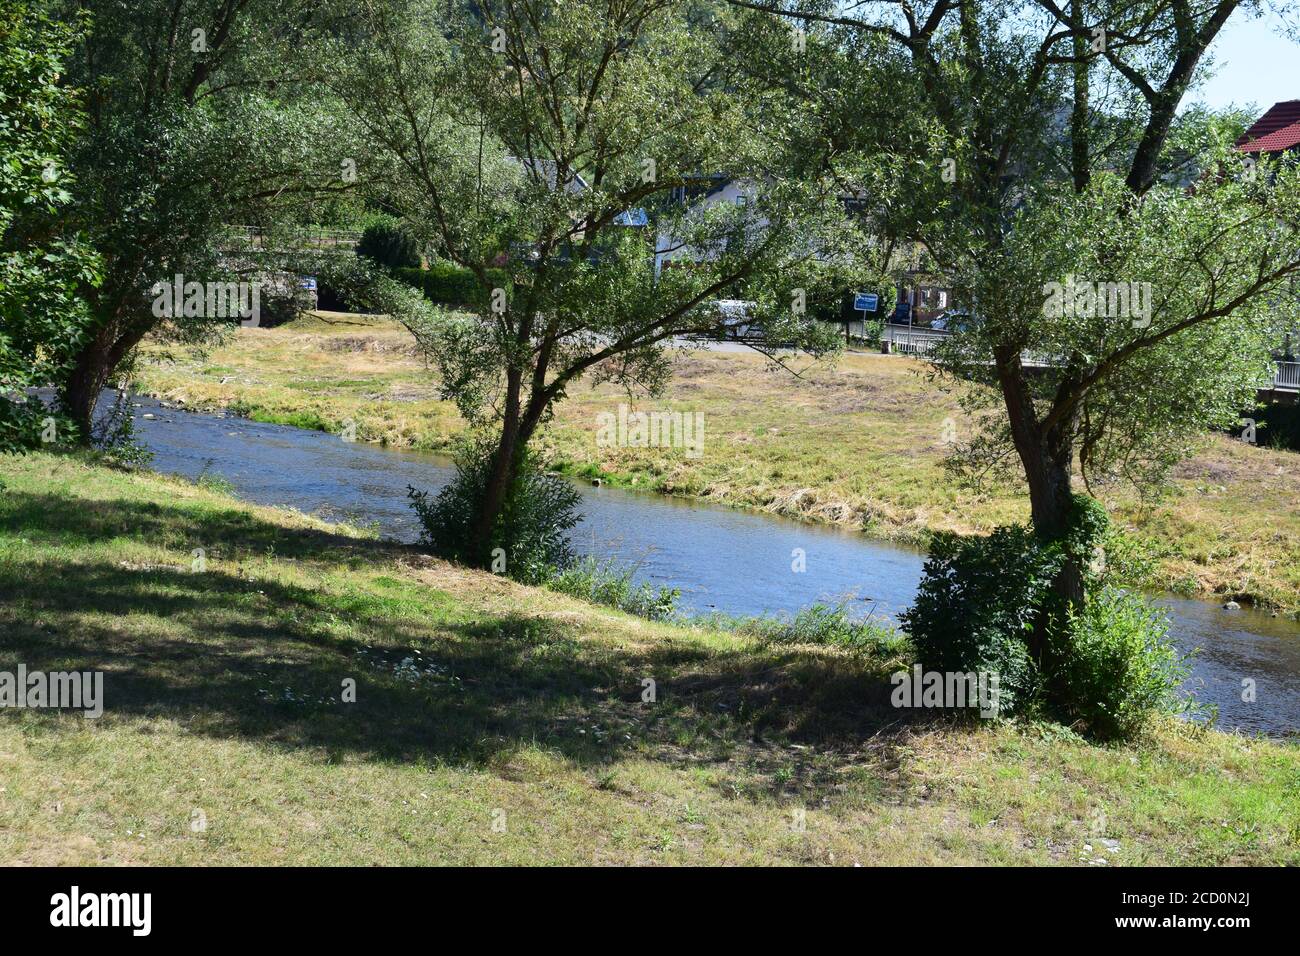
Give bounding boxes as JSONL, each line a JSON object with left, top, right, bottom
{"left": 58, "top": 313, "right": 148, "bottom": 445}
{"left": 996, "top": 349, "right": 1087, "bottom": 672}
{"left": 468, "top": 368, "right": 551, "bottom": 569}
{"left": 59, "top": 333, "right": 114, "bottom": 444}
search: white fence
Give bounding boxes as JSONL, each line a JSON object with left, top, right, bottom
{"left": 880, "top": 324, "right": 950, "bottom": 355}
{"left": 1276, "top": 360, "right": 1300, "bottom": 391}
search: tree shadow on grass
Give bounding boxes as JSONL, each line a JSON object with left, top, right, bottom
{"left": 0, "top": 489, "right": 960, "bottom": 802}
{"left": 0, "top": 485, "right": 374, "bottom": 560}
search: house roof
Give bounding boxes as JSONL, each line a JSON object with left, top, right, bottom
{"left": 1236, "top": 100, "right": 1300, "bottom": 154}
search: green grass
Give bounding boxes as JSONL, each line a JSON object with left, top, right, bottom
{"left": 237, "top": 405, "right": 334, "bottom": 433}
{"left": 135, "top": 315, "right": 1300, "bottom": 613}
{"left": 547, "top": 557, "right": 680, "bottom": 621}
{"left": 699, "top": 602, "right": 909, "bottom": 654}
{"left": 1, "top": 450, "right": 1298, "bottom": 865}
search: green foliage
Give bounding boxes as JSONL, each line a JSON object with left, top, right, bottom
{"left": 330, "top": 0, "right": 855, "bottom": 456}
{"left": 393, "top": 263, "right": 511, "bottom": 308}
{"left": 44, "top": 0, "right": 365, "bottom": 435}
{"left": 356, "top": 223, "right": 419, "bottom": 270}
{"left": 1052, "top": 588, "right": 1191, "bottom": 741}
{"left": 901, "top": 525, "right": 1048, "bottom": 715}
{"left": 0, "top": 3, "right": 99, "bottom": 452}
{"left": 904, "top": 495, "right": 1191, "bottom": 738}
{"left": 942, "top": 168, "right": 1297, "bottom": 495}
{"left": 408, "top": 435, "right": 582, "bottom": 585}
{"left": 547, "top": 558, "right": 679, "bottom": 621}
{"left": 707, "top": 602, "right": 905, "bottom": 654}
{"left": 86, "top": 390, "right": 151, "bottom": 466}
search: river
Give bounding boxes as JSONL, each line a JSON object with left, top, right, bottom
{"left": 122, "top": 393, "right": 1300, "bottom": 737}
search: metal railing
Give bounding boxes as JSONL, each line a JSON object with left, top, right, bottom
{"left": 879, "top": 324, "right": 1058, "bottom": 369}
{"left": 222, "top": 225, "right": 362, "bottom": 251}
{"left": 881, "top": 324, "right": 950, "bottom": 355}
{"left": 1276, "top": 360, "right": 1300, "bottom": 391}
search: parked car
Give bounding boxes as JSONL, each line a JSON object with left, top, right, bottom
{"left": 929, "top": 309, "right": 972, "bottom": 333}
{"left": 705, "top": 299, "right": 759, "bottom": 339}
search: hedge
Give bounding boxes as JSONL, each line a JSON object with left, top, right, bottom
{"left": 356, "top": 223, "right": 420, "bottom": 270}
{"left": 393, "top": 263, "right": 511, "bottom": 308}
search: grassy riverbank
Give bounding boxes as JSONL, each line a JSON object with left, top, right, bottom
{"left": 2, "top": 451, "right": 1298, "bottom": 865}
{"left": 133, "top": 313, "right": 1300, "bottom": 613}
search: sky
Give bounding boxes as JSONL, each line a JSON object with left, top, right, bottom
{"left": 1189, "top": 11, "right": 1300, "bottom": 114}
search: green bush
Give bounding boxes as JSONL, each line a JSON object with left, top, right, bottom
{"left": 392, "top": 262, "right": 511, "bottom": 308}
{"left": 1051, "top": 588, "right": 1191, "bottom": 740}
{"left": 408, "top": 436, "right": 581, "bottom": 585}
{"left": 356, "top": 223, "right": 419, "bottom": 270}
{"left": 902, "top": 495, "right": 1192, "bottom": 737}
{"left": 548, "top": 558, "right": 679, "bottom": 621}
{"left": 900, "top": 524, "right": 1049, "bottom": 715}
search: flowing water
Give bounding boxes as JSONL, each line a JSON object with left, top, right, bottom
{"left": 121, "top": 393, "right": 1300, "bottom": 737}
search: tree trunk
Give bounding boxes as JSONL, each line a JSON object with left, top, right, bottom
{"left": 59, "top": 338, "right": 114, "bottom": 444}
{"left": 468, "top": 363, "right": 528, "bottom": 567}
{"left": 1016, "top": 431, "right": 1086, "bottom": 669}
{"left": 467, "top": 379, "right": 557, "bottom": 571}
{"left": 995, "top": 351, "right": 1074, "bottom": 531}
{"left": 59, "top": 314, "right": 148, "bottom": 445}
{"left": 996, "top": 352, "right": 1086, "bottom": 670}
{"left": 471, "top": 424, "right": 520, "bottom": 568}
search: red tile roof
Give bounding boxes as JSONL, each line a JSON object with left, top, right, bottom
{"left": 1236, "top": 100, "right": 1300, "bottom": 154}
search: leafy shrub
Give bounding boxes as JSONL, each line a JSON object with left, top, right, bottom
{"left": 548, "top": 558, "right": 679, "bottom": 621}
{"left": 1096, "top": 520, "right": 1158, "bottom": 589}
{"left": 84, "top": 389, "right": 153, "bottom": 465}
{"left": 1051, "top": 588, "right": 1191, "bottom": 739}
{"left": 900, "top": 525, "right": 1049, "bottom": 715}
{"left": 356, "top": 223, "right": 419, "bottom": 270}
{"left": 409, "top": 436, "right": 581, "bottom": 585}
{"left": 903, "top": 495, "right": 1193, "bottom": 737}
{"left": 0, "top": 398, "right": 61, "bottom": 453}
{"left": 393, "top": 262, "right": 511, "bottom": 309}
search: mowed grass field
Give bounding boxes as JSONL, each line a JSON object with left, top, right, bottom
{"left": 2, "top": 451, "right": 1299, "bottom": 865}
{"left": 136, "top": 314, "right": 1300, "bottom": 613}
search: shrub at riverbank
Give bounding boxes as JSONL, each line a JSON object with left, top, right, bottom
{"left": 904, "top": 501, "right": 1193, "bottom": 740}
{"left": 1, "top": 451, "right": 1298, "bottom": 865}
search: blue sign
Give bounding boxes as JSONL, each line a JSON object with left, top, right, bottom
{"left": 854, "top": 292, "right": 878, "bottom": 312}
{"left": 300, "top": 277, "right": 318, "bottom": 291}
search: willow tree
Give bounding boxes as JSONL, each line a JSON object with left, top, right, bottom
{"left": 735, "top": 0, "right": 1300, "bottom": 599}
{"left": 47, "top": 0, "right": 360, "bottom": 441}
{"left": 330, "top": 0, "right": 859, "bottom": 565}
